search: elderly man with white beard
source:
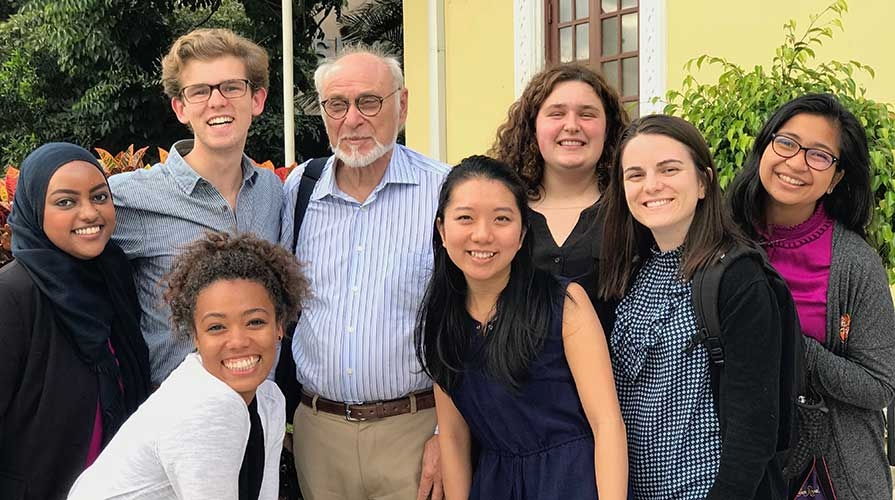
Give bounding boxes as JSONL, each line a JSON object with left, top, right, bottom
{"left": 280, "top": 46, "right": 450, "bottom": 500}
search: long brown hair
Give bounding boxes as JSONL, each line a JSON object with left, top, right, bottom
{"left": 489, "top": 63, "right": 629, "bottom": 199}
{"left": 599, "top": 115, "right": 749, "bottom": 299}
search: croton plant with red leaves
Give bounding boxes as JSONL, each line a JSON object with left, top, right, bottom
{"left": 1, "top": 166, "right": 18, "bottom": 265}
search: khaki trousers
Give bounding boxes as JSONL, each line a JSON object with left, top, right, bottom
{"left": 293, "top": 401, "right": 436, "bottom": 500}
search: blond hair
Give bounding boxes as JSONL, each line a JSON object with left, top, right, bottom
{"left": 161, "top": 28, "right": 269, "bottom": 99}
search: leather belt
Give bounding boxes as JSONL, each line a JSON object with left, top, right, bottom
{"left": 301, "top": 390, "right": 435, "bottom": 421}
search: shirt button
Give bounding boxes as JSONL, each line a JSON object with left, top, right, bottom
{"left": 553, "top": 257, "right": 561, "bottom": 263}
{"left": 347, "top": 368, "right": 353, "bottom": 375}
{"left": 356, "top": 245, "right": 364, "bottom": 252}
{"left": 347, "top": 326, "right": 355, "bottom": 333}
{"left": 351, "top": 286, "right": 359, "bottom": 293}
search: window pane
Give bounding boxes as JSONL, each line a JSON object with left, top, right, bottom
{"left": 626, "top": 101, "right": 639, "bottom": 119}
{"left": 559, "top": 0, "right": 573, "bottom": 23}
{"left": 622, "top": 56, "right": 639, "bottom": 97}
{"left": 602, "top": 0, "right": 618, "bottom": 14}
{"left": 622, "top": 13, "right": 638, "bottom": 52}
{"left": 576, "top": 0, "right": 589, "bottom": 18}
{"left": 601, "top": 18, "right": 618, "bottom": 56}
{"left": 575, "top": 24, "right": 589, "bottom": 60}
{"left": 560, "top": 27, "right": 573, "bottom": 63}
{"left": 602, "top": 60, "right": 619, "bottom": 92}
{"left": 621, "top": 0, "right": 638, "bottom": 9}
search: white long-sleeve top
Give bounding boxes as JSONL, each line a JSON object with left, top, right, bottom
{"left": 68, "top": 353, "right": 285, "bottom": 500}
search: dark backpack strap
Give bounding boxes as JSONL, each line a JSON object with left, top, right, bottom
{"left": 277, "top": 156, "right": 327, "bottom": 426}
{"left": 688, "top": 245, "right": 757, "bottom": 416}
{"left": 291, "top": 157, "right": 328, "bottom": 253}
{"left": 889, "top": 401, "right": 895, "bottom": 465}
{"left": 687, "top": 249, "right": 734, "bottom": 367}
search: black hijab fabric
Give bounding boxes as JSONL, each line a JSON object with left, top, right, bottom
{"left": 8, "top": 142, "right": 150, "bottom": 443}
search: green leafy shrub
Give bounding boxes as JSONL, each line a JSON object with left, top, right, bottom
{"left": 662, "top": 0, "right": 895, "bottom": 282}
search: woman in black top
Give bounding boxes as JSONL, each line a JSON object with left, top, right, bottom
{"left": 490, "top": 63, "right": 629, "bottom": 332}
{"left": 0, "top": 142, "right": 150, "bottom": 499}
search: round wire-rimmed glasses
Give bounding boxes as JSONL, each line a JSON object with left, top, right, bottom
{"left": 320, "top": 88, "right": 401, "bottom": 120}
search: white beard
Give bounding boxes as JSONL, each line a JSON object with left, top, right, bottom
{"left": 333, "top": 137, "right": 396, "bottom": 168}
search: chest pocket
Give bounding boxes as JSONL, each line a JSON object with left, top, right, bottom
{"left": 387, "top": 250, "right": 432, "bottom": 311}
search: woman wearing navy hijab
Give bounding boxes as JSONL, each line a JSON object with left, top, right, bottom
{"left": 0, "top": 143, "right": 150, "bottom": 499}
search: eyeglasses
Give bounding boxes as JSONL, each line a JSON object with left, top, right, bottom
{"left": 770, "top": 134, "right": 839, "bottom": 171}
{"left": 179, "top": 79, "right": 253, "bottom": 104}
{"left": 320, "top": 88, "right": 401, "bottom": 120}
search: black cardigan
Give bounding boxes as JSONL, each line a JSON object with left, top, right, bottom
{"left": 1, "top": 261, "right": 104, "bottom": 499}
{"left": 708, "top": 255, "right": 786, "bottom": 500}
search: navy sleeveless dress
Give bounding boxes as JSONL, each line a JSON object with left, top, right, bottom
{"left": 450, "top": 288, "right": 598, "bottom": 499}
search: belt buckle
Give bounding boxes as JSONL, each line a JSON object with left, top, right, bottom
{"left": 345, "top": 404, "right": 366, "bottom": 422}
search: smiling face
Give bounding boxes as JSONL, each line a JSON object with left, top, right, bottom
{"left": 171, "top": 55, "right": 267, "bottom": 157}
{"left": 320, "top": 53, "right": 406, "bottom": 169}
{"left": 43, "top": 161, "right": 115, "bottom": 260}
{"left": 758, "top": 113, "right": 844, "bottom": 226}
{"left": 535, "top": 80, "right": 607, "bottom": 176}
{"left": 621, "top": 133, "right": 706, "bottom": 251}
{"left": 437, "top": 178, "right": 525, "bottom": 291}
{"left": 193, "top": 279, "right": 281, "bottom": 405}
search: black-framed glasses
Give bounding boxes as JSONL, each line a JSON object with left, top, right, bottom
{"left": 320, "top": 88, "right": 401, "bottom": 120}
{"left": 179, "top": 79, "right": 253, "bottom": 104}
{"left": 770, "top": 134, "right": 839, "bottom": 171}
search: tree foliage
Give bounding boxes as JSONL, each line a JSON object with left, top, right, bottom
{"left": 339, "top": 0, "right": 403, "bottom": 61}
{"left": 663, "top": 0, "right": 895, "bottom": 281}
{"left": 0, "top": 0, "right": 343, "bottom": 168}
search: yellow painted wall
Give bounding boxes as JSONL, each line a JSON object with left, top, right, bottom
{"left": 443, "top": 0, "right": 516, "bottom": 163}
{"left": 666, "top": 0, "right": 895, "bottom": 105}
{"left": 403, "top": 1, "right": 431, "bottom": 155}
{"left": 403, "top": 0, "right": 516, "bottom": 162}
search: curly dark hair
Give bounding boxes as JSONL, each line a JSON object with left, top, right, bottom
{"left": 489, "top": 63, "right": 630, "bottom": 199}
{"left": 163, "top": 232, "right": 311, "bottom": 338}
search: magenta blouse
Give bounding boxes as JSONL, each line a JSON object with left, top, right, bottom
{"left": 762, "top": 204, "right": 834, "bottom": 343}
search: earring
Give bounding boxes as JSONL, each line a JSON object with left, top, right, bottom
{"left": 277, "top": 335, "right": 283, "bottom": 341}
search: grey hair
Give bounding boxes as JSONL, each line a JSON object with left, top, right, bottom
{"left": 314, "top": 44, "right": 404, "bottom": 97}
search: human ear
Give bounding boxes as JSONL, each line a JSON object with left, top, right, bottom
{"left": 436, "top": 217, "right": 446, "bottom": 247}
{"left": 171, "top": 97, "right": 190, "bottom": 125}
{"left": 827, "top": 169, "right": 845, "bottom": 194}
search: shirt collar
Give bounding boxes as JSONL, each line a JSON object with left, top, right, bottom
{"left": 312, "top": 144, "right": 420, "bottom": 202}
{"left": 167, "top": 139, "right": 258, "bottom": 195}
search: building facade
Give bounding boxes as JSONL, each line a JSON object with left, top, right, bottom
{"left": 403, "top": 0, "right": 894, "bottom": 163}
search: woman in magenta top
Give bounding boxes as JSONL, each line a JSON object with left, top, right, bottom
{"left": 0, "top": 143, "right": 150, "bottom": 499}
{"left": 727, "top": 94, "right": 895, "bottom": 500}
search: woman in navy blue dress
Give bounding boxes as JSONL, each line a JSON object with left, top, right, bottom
{"left": 415, "top": 155, "right": 627, "bottom": 499}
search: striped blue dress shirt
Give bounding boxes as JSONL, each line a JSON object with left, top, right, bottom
{"left": 281, "top": 145, "right": 450, "bottom": 403}
{"left": 111, "top": 140, "right": 283, "bottom": 385}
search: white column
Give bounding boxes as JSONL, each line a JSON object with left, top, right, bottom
{"left": 639, "top": 0, "right": 667, "bottom": 115}
{"left": 428, "top": 0, "right": 447, "bottom": 162}
{"left": 513, "top": 0, "right": 546, "bottom": 98}
{"left": 282, "top": 0, "right": 296, "bottom": 165}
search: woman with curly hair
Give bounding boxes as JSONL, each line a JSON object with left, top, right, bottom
{"left": 727, "top": 94, "right": 895, "bottom": 499}
{"left": 68, "top": 232, "right": 311, "bottom": 500}
{"left": 490, "top": 63, "right": 629, "bottom": 331}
